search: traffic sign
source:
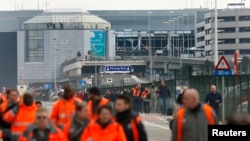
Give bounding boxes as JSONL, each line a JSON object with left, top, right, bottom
{"left": 80, "top": 80, "right": 86, "bottom": 87}
{"left": 215, "top": 56, "right": 231, "bottom": 70}
{"left": 214, "top": 70, "right": 233, "bottom": 76}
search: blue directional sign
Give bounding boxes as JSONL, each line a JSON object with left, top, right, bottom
{"left": 214, "top": 70, "right": 233, "bottom": 76}
{"left": 80, "top": 80, "right": 87, "bottom": 87}
{"left": 43, "top": 84, "right": 52, "bottom": 89}
{"left": 105, "top": 66, "right": 130, "bottom": 71}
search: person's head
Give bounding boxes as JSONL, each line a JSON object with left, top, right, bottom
{"left": 226, "top": 113, "right": 250, "bottom": 125}
{"left": 151, "top": 83, "right": 155, "bottom": 87}
{"left": 8, "top": 89, "right": 19, "bottom": 103}
{"left": 182, "top": 89, "right": 199, "bottom": 109}
{"left": 210, "top": 85, "right": 217, "bottom": 93}
{"left": 35, "top": 101, "right": 42, "bottom": 108}
{"left": 161, "top": 80, "right": 166, "bottom": 87}
{"left": 182, "top": 86, "right": 188, "bottom": 93}
{"left": 35, "top": 108, "right": 49, "bottom": 130}
{"left": 76, "top": 102, "right": 89, "bottom": 120}
{"left": 63, "top": 85, "right": 74, "bottom": 100}
{"left": 115, "top": 95, "right": 131, "bottom": 113}
{"left": 88, "top": 86, "right": 101, "bottom": 101}
{"left": 136, "top": 84, "right": 141, "bottom": 89}
{"left": 144, "top": 87, "right": 148, "bottom": 91}
{"left": 23, "top": 93, "right": 34, "bottom": 106}
{"left": 97, "top": 105, "right": 113, "bottom": 124}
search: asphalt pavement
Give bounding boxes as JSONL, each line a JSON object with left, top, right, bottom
{"left": 43, "top": 101, "right": 172, "bottom": 141}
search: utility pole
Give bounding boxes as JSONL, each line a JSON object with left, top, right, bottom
{"left": 148, "top": 11, "right": 153, "bottom": 82}
{"left": 214, "top": 0, "right": 218, "bottom": 66}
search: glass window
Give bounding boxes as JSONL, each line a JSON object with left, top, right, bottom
{"left": 239, "top": 38, "right": 250, "bottom": 43}
{"left": 239, "top": 16, "right": 250, "bottom": 21}
{"left": 219, "top": 39, "right": 235, "bottom": 44}
{"left": 218, "top": 27, "right": 235, "bottom": 33}
{"left": 218, "top": 16, "right": 235, "bottom": 22}
{"left": 25, "top": 31, "right": 44, "bottom": 62}
{"left": 239, "top": 27, "right": 250, "bottom": 32}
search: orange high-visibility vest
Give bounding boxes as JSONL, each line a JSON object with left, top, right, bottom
{"left": 132, "top": 88, "right": 140, "bottom": 96}
{"left": 177, "top": 104, "right": 215, "bottom": 141}
{"left": 141, "top": 91, "right": 148, "bottom": 99}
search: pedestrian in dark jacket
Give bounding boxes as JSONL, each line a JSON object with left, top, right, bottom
{"left": 204, "top": 85, "right": 222, "bottom": 117}
{"left": 157, "top": 80, "right": 171, "bottom": 115}
{"left": 64, "top": 102, "right": 90, "bottom": 141}
{"left": 115, "top": 95, "right": 148, "bottom": 141}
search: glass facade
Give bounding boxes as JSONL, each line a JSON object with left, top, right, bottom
{"left": 25, "top": 31, "right": 44, "bottom": 62}
{"left": 22, "top": 13, "right": 111, "bottom": 31}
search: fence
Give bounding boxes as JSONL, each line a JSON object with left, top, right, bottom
{"left": 190, "top": 75, "right": 250, "bottom": 118}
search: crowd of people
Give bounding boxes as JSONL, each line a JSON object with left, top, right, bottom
{"left": 0, "top": 85, "right": 148, "bottom": 141}
{"left": 96, "top": 80, "right": 172, "bottom": 115}
{"left": 1, "top": 83, "right": 249, "bottom": 141}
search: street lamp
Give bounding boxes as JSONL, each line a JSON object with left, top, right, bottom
{"left": 178, "top": 16, "right": 183, "bottom": 59}
{"left": 93, "top": 45, "right": 98, "bottom": 86}
{"left": 173, "top": 18, "right": 178, "bottom": 57}
{"left": 183, "top": 14, "right": 189, "bottom": 56}
{"left": 148, "top": 11, "right": 153, "bottom": 82}
{"left": 52, "top": 38, "right": 59, "bottom": 91}
{"left": 214, "top": 0, "right": 218, "bottom": 66}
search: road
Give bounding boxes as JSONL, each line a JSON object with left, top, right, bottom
{"left": 43, "top": 101, "right": 172, "bottom": 141}
{"left": 141, "top": 114, "right": 172, "bottom": 141}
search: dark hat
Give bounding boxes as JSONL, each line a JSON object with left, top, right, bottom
{"left": 88, "top": 86, "right": 100, "bottom": 96}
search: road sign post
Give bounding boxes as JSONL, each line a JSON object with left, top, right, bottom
{"left": 214, "top": 56, "right": 232, "bottom": 123}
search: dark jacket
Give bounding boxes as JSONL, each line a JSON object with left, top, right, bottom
{"left": 204, "top": 92, "right": 222, "bottom": 109}
{"left": 67, "top": 116, "right": 90, "bottom": 141}
{"left": 116, "top": 109, "right": 148, "bottom": 141}
{"left": 176, "top": 92, "right": 184, "bottom": 105}
{"left": 158, "top": 86, "right": 171, "bottom": 98}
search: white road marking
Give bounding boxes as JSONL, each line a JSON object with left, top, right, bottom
{"left": 142, "top": 120, "right": 170, "bottom": 130}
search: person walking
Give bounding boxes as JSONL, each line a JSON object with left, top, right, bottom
{"left": 115, "top": 95, "right": 148, "bottom": 141}
{"left": 87, "top": 87, "right": 109, "bottom": 120}
{"left": 157, "top": 81, "right": 171, "bottom": 115}
{"left": 50, "top": 85, "right": 82, "bottom": 129}
{"left": 132, "top": 84, "right": 141, "bottom": 114}
{"left": 171, "top": 89, "right": 218, "bottom": 141}
{"left": 64, "top": 102, "right": 90, "bottom": 141}
{"left": 149, "top": 83, "right": 158, "bottom": 114}
{"left": 3, "top": 93, "right": 37, "bottom": 141}
{"left": 204, "top": 85, "right": 222, "bottom": 117}
{"left": 81, "top": 105, "right": 127, "bottom": 141}
{"left": 0, "top": 89, "right": 20, "bottom": 141}
{"left": 18, "top": 108, "right": 66, "bottom": 141}
{"left": 141, "top": 88, "right": 150, "bottom": 114}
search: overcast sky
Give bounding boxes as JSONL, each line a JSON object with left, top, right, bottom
{"left": 0, "top": 0, "right": 248, "bottom": 11}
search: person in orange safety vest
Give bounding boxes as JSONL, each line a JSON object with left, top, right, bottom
{"left": 171, "top": 89, "right": 218, "bottom": 141}
{"left": 0, "top": 89, "right": 20, "bottom": 141}
{"left": 87, "top": 87, "right": 109, "bottom": 120}
{"left": 131, "top": 84, "right": 142, "bottom": 114}
{"left": 81, "top": 105, "right": 127, "bottom": 141}
{"left": 3, "top": 93, "right": 37, "bottom": 141}
{"left": 50, "top": 85, "right": 82, "bottom": 130}
{"left": 18, "top": 108, "right": 67, "bottom": 141}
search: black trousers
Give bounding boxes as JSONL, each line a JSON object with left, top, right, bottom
{"left": 144, "top": 101, "right": 150, "bottom": 114}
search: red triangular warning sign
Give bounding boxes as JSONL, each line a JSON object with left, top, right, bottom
{"left": 215, "top": 56, "right": 231, "bottom": 70}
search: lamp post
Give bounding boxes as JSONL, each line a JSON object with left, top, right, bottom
{"left": 214, "top": 0, "right": 218, "bottom": 66}
{"left": 52, "top": 38, "right": 58, "bottom": 91}
{"left": 183, "top": 14, "right": 189, "bottom": 56}
{"left": 148, "top": 11, "right": 153, "bottom": 82}
{"left": 169, "top": 11, "right": 175, "bottom": 57}
{"left": 173, "top": 18, "right": 178, "bottom": 57}
{"left": 94, "top": 45, "right": 98, "bottom": 86}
